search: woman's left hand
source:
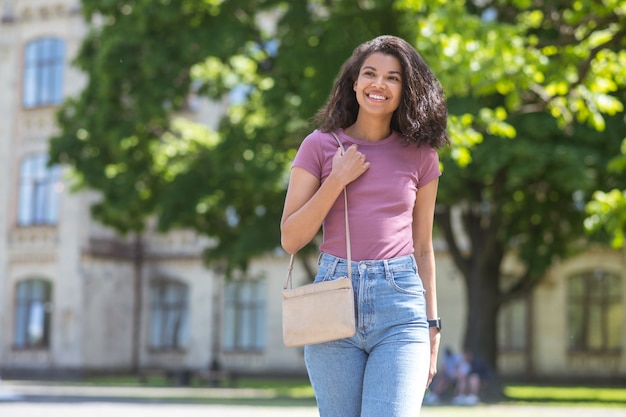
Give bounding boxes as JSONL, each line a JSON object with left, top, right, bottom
{"left": 427, "top": 328, "right": 441, "bottom": 388}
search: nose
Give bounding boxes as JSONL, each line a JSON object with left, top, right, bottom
{"left": 372, "top": 75, "right": 387, "bottom": 89}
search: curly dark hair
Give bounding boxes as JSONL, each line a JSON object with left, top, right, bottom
{"left": 315, "top": 35, "right": 449, "bottom": 148}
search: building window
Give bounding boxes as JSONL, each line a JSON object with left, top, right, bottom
{"left": 18, "top": 153, "right": 62, "bottom": 226}
{"left": 222, "top": 279, "right": 266, "bottom": 352}
{"left": 149, "top": 281, "right": 189, "bottom": 350}
{"left": 23, "top": 37, "right": 65, "bottom": 108}
{"left": 498, "top": 297, "right": 527, "bottom": 351}
{"left": 568, "top": 270, "right": 622, "bottom": 352}
{"left": 14, "top": 279, "right": 52, "bottom": 349}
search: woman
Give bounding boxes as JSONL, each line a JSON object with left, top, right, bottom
{"left": 280, "top": 35, "right": 449, "bottom": 417}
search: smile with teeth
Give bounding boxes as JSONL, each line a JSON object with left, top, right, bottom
{"left": 367, "top": 93, "right": 388, "bottom": 101}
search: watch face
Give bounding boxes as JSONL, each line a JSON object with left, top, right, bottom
{"left": 428, "top": 319, "right": 441, "bottom": 330}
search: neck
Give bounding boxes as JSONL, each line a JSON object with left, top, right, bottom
{"left": 345, "top": 116, "right": 392, "bottom": 142}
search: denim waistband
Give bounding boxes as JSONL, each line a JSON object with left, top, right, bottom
{"left": 318, "top": 252, "right": 417, "bottom": 274}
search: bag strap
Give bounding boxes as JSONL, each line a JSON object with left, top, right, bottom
{"left": 284, "top": 131, "right": 352, "bottom": 289}
{"left": 331, "top": 132, "right": 352, "bottom": 276}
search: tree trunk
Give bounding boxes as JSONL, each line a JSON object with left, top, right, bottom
{"left": 436, "top": 203, "right": 509, "bottom": 399}
{"left": 464, "top": 249, "right": 502, "bottom": 361}
{"left": 463, "top": 256, "right": 501, "bottom": 366}
{"left": 456, "top": 204, "right": 506, "bottom": 401}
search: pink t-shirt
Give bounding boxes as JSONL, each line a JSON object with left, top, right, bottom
{"left": 292, "top": 129, "right": 441, "bottom": 261}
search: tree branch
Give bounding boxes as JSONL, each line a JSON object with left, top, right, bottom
{"left": 498, "top": 267, "right": 540, "bottom": 306}
{"left": 573, "top": 25, "right": 626, "bottom": 89}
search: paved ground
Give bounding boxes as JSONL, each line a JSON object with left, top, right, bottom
{"left": 1, "top": 380, "right": 624, "bottom": 417}
{"left": 4, "top": 401, "right": 625, "bottom": 417}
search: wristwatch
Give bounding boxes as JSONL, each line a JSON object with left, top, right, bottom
{"left": 427, "top": 318, "right": 442, "bottom": 331}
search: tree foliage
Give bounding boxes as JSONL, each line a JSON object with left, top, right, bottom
{"left": 585, "top": 137, "right": 626, "bottom": 248}
{"left": 49, "top": 0, "right": 260, "bottom": 234}
{"left": 50, "top": 0, "right": 626, "bottom": 371}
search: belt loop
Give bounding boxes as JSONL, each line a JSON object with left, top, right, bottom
{"left": 330, "top": 254, "right": 341, "bottom": 277}
{"left": 383, "top": 258, "right": 391, "bottom": 277}
{"left": 317, "top": 252, "right": 323, "bottom": 265}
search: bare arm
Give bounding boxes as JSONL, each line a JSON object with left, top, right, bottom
{"left": 280, "top": 145, "right": 370, "bottom": 254}
{"left": 412, "top": 177, "right": 441, "bottom": 388}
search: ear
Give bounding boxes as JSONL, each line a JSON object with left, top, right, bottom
{"left": 353, "top": 81, "right": 357, "bottom": 91}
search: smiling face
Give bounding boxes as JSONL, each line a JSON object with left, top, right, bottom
{"left": 353, "top": 52, "right": 403, "bottom": 118}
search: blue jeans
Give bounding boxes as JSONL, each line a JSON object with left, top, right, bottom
{"left": 304, "top": 253, "right": 430, "bottom": 417}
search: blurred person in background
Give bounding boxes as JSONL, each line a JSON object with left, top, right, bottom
{"left": 452, "top": 350, "right": 492, "bottom": 406}
{"left": 423, "top": 346, "right": 464, "bottom": 405}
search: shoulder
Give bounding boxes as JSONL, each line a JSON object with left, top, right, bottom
{"left": 420, "top": 144, "right": 440, "bottom": 161}
{"left": 301, "top": 129, "right": 334, "bottom": 146}
{"left": 293, "top": 130, "right": 337, "bottom": 173}
{"left": 398, "top": 139, "right": 441, "bottom": 185}
{"left": 395, "top": 135, "right": 439, "bottom": 159}
{"left": 412, "top": 142, "right": 440, "bottom": 164}
{"left": 298, "top": 130, "right": 338, "bottom": 154}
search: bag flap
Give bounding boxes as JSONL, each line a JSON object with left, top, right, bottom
{"left": 282, "top": 277, "right": 351, "bottom": 299}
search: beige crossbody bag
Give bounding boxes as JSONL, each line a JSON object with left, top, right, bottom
{"left": 282, "top": 132, "right": 356, "bottom": 348}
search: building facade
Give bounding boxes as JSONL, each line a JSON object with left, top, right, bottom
{"left": 1, "top": 0, "right": 624, "bottom": 382}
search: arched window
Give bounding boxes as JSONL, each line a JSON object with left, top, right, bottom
{"left": 149, "top": 281, "right": 189, "bottom": 350}
{"left": 568, "top": 269, "right": 622, "bottom": 352}
{"left": 23, "top": 37, "right": 65, "bottom": 108}
{"left": 18, "top": 153, "right": 61, "bottom": 226}
{"left": 14, "top": 279, "right": 53, "bottom": 349}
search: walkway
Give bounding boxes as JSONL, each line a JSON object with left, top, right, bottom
{"left": 0, "top": 380, "right": 623, "bottom": 417}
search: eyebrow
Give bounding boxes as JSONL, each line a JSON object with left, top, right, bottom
{"left": 362, "top": 65, "right": 402, "bottom": 76}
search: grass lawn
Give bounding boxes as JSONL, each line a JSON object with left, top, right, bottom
{"left": 228, "top": 377, "right": 315, "bottom": 398}
{"left": 504, "top": 384, "right": 626, "bottom": 407}
{"left": 82, "top": 375, "right": 315, "bottom": 395}
{"left": 81, "top": 375, "right": 626, "bottom": 408}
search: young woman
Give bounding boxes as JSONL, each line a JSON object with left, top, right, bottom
{"left": 280, "top": 35, "right": 449, "bottom": 417}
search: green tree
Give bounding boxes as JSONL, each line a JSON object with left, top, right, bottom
{"left": 436, "top": 113, "right": 624, "bottom": 375}
{"left": 407, "top": 0, "right": 626, "bottom": 371}
{"left": 50, "top": 0, "right": 626, "bottom": 378}
{"left": 48, "top": 0, "right": 260, "bottom": 369}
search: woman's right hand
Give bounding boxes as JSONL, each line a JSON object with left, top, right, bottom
{"left": 280, "top": 145, "right": 369, "bottom": 254}
{"left": 330, "top": 144, "right": 370, "bottom": 186}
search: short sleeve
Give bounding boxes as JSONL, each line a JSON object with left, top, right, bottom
{"left": 417, "top": 146, "right": 441, "bottom": 188}
{"left": 292, "top": 130, "right": 325, "bottom": 180}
